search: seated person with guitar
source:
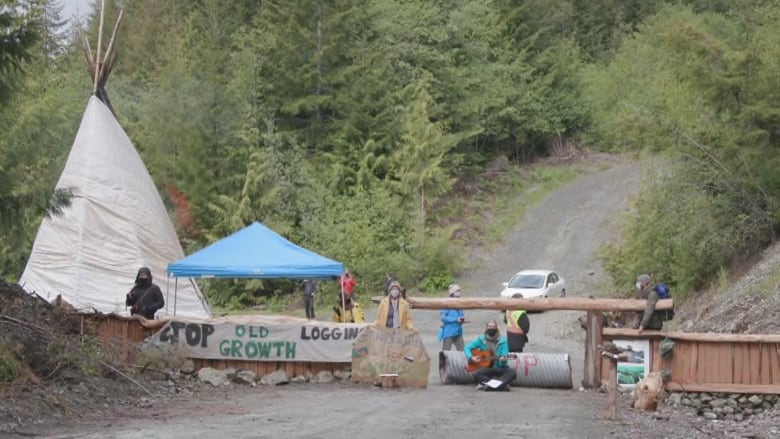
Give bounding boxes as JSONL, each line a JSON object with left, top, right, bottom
{"left": 464, "top": 321, "right": 517, "bottom": 391}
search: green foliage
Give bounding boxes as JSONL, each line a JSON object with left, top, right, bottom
{"left": 0, "top": 343, "right": 22, "bottom": 382}
{"left": 420, "top": 272, "right": 454, "bottom": 294}
{"left": 590, "top": 3, "right": 780, "bottom": 297}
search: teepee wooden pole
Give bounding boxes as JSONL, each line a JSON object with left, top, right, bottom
{"left": 102, "top": 9, "right": 124, "bottom": 65}
{"left": 93, "top": 0, "right": 106, "bottom": 95}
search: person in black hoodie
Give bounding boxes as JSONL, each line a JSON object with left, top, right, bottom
{"left": 126, "top": 267, "right": 165, "bottom": 320}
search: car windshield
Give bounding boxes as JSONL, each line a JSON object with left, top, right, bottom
{"left": 508, "top": 274, "right": 546, "bottom": 289}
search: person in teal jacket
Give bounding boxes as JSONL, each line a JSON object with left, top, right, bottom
{"left": 464, "top": 321, "right": 517, "bottom": 391}
{"left": 438, "top": 284, "right": 466, "bottom": 351}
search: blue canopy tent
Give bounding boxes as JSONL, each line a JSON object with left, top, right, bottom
{"left": 166, "top": 222, "right": 344, "bottom": 315}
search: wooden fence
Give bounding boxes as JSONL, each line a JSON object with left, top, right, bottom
{"left": 601, "top": 329, "right": 780, "bottom": 394}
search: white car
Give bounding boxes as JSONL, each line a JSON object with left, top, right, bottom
{"left": 499, "top": 269, "right": 566, "bottom": 299}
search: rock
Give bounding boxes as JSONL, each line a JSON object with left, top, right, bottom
{"left": 700, "top": 393, "right": 712, "bottom": 402}
{"left": 722, "top": 406, "right": 734, "bottom": 415}
{"left": 710, "top": 399, "right": 728, "bottom": 409}
{"left": 748, "top": 395, "right": 763, "bottom": 406}
{"left": 668, "top": 393, "right": 683, "bottom": 407}
{"left": 340, "top": 371, "right": 351, "bottom": 382}
{"left": 742, "top": 408, "right": 753, "bottom": 416}
{"left": 761, "top": 401, "right": 772, "bottom": 410}
{"left": 735, "top": 413, "right": 744, "bottom": 422}
{"left": 691, "top": 399, "right": 703, "bottom": 409}
{"left": 712, "top": 407, "right": 723, "bottom": 415}
{"left": 291, "top": 375, "right": 308, "bottom": 383}
{"left": 312, "top": 370, "right": 335, "bottom": 383}
{"left": 231, "top": 369, "right": 257, "bottom": 385}
{"left": 728, "top": 393, "right": 739, "bottom": 400}
{"left": 738, "top": 396, "right": 748, "bottom": 404}
{"left": 702, "top": 412, "right": 717, "bottom": 420}
{"left": 197, "top": 367, "right": 230, "bottom": 387}
{"left": 725, "top": 398, "right": 738, "bottom": 408}
{"left": 260, "top": 370, "right": 290, "bottom": 386}
{"left": 724, "top": 414, "right": 734, "bottom": 421}
{"left": 681, "top": 398, "right": 693, "bottom": 406}
{"left": 180, "top": 359, "right": 196, "bottom": 374}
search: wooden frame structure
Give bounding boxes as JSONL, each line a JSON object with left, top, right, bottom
{"left": 601, "top": 328, "right": 780, "bottom": 394}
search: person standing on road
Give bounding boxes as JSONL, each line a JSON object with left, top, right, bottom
{"left": 126, "top": 267, "right": 165, "bottom": 320}
{"left": 504, "top": 293, "right": 530, "bottom": 352}
{"left": 302, "top": 279, "right": 317, "bottom": 320}
{"left": 636, "top": 274, "right": 663, "bottom": 333}
{"left": 465, "top": 321, "right": 516, "bottom": 391}
{"left": 374, "top": 281, "right": 414, "bottom": 330}
{"left": 438, "top": 284, "right": 466, "bottom": 351}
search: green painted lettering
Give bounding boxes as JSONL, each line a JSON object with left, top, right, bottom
{"left": 258, "top": 342, "right": 273, "bottom": 358}
{"left": 285, "top": 342, "right": 296, "bottom": 359}
{"left": 245, "top": 341, "right": 258, "bottom": 359}
{"left": 273, "top": 341, "right": 284, "bottom": 356}
{"left": 219, "top": 339, "right": 231, "bottom": 356}
{"left": 230, "top": 340, "right": 243, "bottom": 358}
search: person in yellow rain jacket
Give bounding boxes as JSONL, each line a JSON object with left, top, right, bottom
{"left": 374, "top": 281, "right": 414, "bottom": 330}
{"left": 332, "top": 295, "right": 366, "bottom": 323}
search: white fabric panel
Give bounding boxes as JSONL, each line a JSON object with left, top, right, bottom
{"left": 20, "top": 97, "right": 211, "bottom": 318}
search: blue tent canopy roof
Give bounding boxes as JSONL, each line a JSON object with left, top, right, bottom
{"left": 167, "top": 222, "right": 343, "bottom": 279}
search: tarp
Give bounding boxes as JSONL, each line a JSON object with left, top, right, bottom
{"left": 167, "top": 222, "right": 343, "bottom": 279}
{"left": 19, "top": 97, "right": 211, "bottom": 319}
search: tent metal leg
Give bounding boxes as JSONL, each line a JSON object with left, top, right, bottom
{"left": 174, "top": 277, "right": 178, "bottom": 316}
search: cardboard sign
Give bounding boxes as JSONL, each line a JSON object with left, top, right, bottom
{"left": 351, "top": 326, "right": 430, "bottom": 388}
{"left": 150, "top": 316, "right": 368, "bottom": 362}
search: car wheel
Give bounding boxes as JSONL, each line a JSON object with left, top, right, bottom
{"left": 560, "top": 289, "right": 566, "bottom": 297}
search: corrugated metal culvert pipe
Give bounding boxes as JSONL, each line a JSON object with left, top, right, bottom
{"left": 439, "top": 350, "right": 573, "bottom": 389}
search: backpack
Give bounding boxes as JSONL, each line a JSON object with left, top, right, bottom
{"left": 654, "top": 283, "right": 674, "bottom": 321}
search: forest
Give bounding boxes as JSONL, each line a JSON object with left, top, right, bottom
{"left": 2, "top": 0, "right": 779, "bottom": 307}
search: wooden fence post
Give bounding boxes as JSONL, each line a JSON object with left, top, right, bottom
{"left": 582, "top": 310, "right": 603, "bottom": 389}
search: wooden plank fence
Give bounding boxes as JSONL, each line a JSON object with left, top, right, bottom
{"left": 602, "top": 329, "right": 780, "bottom": 394}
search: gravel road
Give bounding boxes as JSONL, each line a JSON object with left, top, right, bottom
{"left": 40, "top": 160, "right": 640, "bottom": 439}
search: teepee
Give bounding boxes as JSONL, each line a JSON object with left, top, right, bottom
{"left": 20, "top": 3, "right": 210, "bottom": 319}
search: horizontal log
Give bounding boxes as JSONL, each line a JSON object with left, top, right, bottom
{"left": 603, "top": 328, "right": 780, "bottom": 343}
{"left": 666, "top": 382, "right": 780, "bottom": 395}
{"left": 370, "top": 296, "right": 673, "bottom": 312}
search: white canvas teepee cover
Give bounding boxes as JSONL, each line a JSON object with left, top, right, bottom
{"left": 20, "top": 96, "right": 211, "bottom": 319}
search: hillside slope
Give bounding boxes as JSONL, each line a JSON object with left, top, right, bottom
{"left": 677, "top": 241, "right": 780, "bottom": 334}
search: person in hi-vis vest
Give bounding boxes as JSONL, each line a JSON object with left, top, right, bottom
{"left": 504, "top": 293, "right": 530, "bottom": 352}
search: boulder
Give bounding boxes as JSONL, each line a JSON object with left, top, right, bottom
{"left": 260, "top": 369, "right": 290, "bottom": 386}
{"left": 312, "top": 370, "right": 335, "bottom": 383}
{"left": 232, "top": 369, "right": 257, "bottom": 385}
{"left": 197, "top": 367, "right": 230, "bottom": 387}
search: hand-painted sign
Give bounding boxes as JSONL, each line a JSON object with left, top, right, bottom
{"left": 151, "top": 318, "right": 369, "bottom": 363}
{"left": 351, "top": 326, "right": 430, "bottom": 388}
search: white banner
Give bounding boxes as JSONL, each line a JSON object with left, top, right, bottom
{"left": 150, "top": 318, "right": 369, "bottom": 363}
